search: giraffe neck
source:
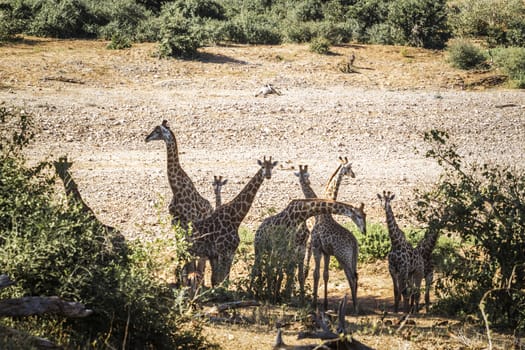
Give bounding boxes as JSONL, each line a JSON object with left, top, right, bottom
{"left": 214, "top": 188, "right": 222, "bottom": 208}
{"left": 164, "top": 129, "right": 181, "bottom": 179}
{"left": 299, "top": 177, "right": 317, "bottom": 199}
{"left": 275, "top": 199, "right": 358, "bottom": 227}
{"left": 417, "top": 227, "right": 439, "bottom": 255}
{"left": 384, "top": 202, "right": 407, "bottom": 248}
{"left": 57, "top": 170, "right": 95, "bottom": 216}
{"left": 220, "top": 168, "right": 266, "bottom": 224}
{"left": 324, "top": 164, "right": 343, "bottom": 200}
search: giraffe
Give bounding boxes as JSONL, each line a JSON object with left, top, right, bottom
{"left": 293, "top": 164, "right": 318, "bottom": 288}
{"left": 377, "top": 191, "right": 424, "bottom": 313}
{"left": 53, "top": 156, "right": 126, "bottom": 251}
{"left": 311, "top": 157, "right": 362, "bottom": 313}
{"left": 145, "top": 120, "right": 213, "bottom": 228}
{"left": 53, "top": 156, "right": 99, "bottom": 220}
{"left": 415, "top": 226, "right": 440, "bottom": 312}
{"left": 252, "top": 198, "right": 366, "bottom": 302}
{"left": 212, "top": 175, "right": 228, "bottom": 208}
{"left": 188, "top": 157, "right": 277, "bottom": 287}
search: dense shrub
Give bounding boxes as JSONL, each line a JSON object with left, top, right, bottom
{"left": 387, "top": 0, "right": 449, "bottom": 48}
{"left": 309, "top": 36, "right": 330, "bottom": 54}
{"left": 167, "top": 0, "right": 226, "bottom": 20}
{"left": 0, "top": 1, "right": 31, "bottom": 41}
{"left": 29, "top": 0, "right": 98, "bottom": 38}
{"left": 447, "top": 39, "right": 487, "bottom": 70}
{"left": 414, "top": 130, "right": 525, "bottom": 331}
{"left": 96, "top": 0, "right": 153, "bottom": 42}
{"left": 492, "top": 47, "right": 525, "bottom": 88}
{"left": 346, "top": 0, "right": 390, "bottom": 41}
{"left": 294, "top": 0, "right": 324, "bottom": 22}
{"left": 157, "top": 3, "right": 205, "bottom": 58}
{"left": 0, "top": 105, "right": 216, "bottom": 349}
{"left": 236, "top": 14, "right": 281, "bottom": 44}
{"left": 448, "top": 0, "right": 525, "bottom": 47}
{"left": 249, "top": 226, "right": 299, "bottom": 303}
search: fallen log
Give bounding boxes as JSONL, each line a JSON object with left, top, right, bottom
{"left": 0, "top": 296, "right": 93, "bottom": 318}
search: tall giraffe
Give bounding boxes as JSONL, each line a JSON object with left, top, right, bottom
{"left": 311, "top": 157, "right": 362, "bottom": 313}
{"left": 189, "top": 157, "right": 277, "bottom": 287}
{"left": 212, "top": 175, "right": 228, "bottom": 208}
{"left": 416, "top": 226, "right": 440, "bottom": 312}
{"left": 145, "top": 120, "right": 213, "bottom": 228}
{"left": 252, "top": 198, "right": 366, "bottom": 301}
{"left": 377, "top": 191, "right": 424, "bottom": 313}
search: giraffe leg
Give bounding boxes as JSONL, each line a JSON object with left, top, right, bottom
{"left": 391, "top": 274, "right": 400, "bottom": 313}
{"left": 322, "top": 253, "right": 330, "bottom": 311}
{"left": 312, "top": 247, "right": 322, "bottom": 308}
{"left": 424, "top": 272, "right": 433, "bottom": 312}
{"left": 342, "top": 264, "right": 358, "bottom": 314}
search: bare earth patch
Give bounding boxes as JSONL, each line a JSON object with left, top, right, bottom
{"left": 1, "top": 37, "right": 524, "bottom": 349}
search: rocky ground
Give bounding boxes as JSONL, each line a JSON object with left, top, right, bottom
{"left": 1, "top": 37, "right": 524, "bottom": 349}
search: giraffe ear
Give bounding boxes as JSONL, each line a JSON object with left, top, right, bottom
{"left": 272, "top": 161, "right": 278, "bottom": 167}
{"left": 257, "top": 159, "right": 263, "bottom": 166}
{"left": 294, "top": 172, "right": 300, "bottom": 177}
{"left": 222, "top": 179, "right": 228, "bottom": 185}
{"left": 376, "top": 193, "right": 382, "bottom": 200}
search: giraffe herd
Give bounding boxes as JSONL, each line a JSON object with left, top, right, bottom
{"left": 54, "top": 119, "right": 440, "bottom": 316}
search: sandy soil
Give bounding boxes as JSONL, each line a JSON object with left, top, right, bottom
{"left": 1, "top": 37, "right": 524, "bottom": 349}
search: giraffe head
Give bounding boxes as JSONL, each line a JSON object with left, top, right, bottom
{"left": 53, "top": 156, "right": 73, "bottom": 179}
{"left": 294, "top": 164, "right": 310, "bottom": 185}
{"left": 257, "top": 156, "right": 278, "bottom": 179}
{"left": 212, "top": 175, "right": 228, "bottom": 192}
{"left": 377, "top": 190, "right": 395, "bottom": 207}
{"left": 338, "top": 156, "right": 355, "bottom": 178}
{"left": 145, "top": 120, "right": 172, "bottom": 143}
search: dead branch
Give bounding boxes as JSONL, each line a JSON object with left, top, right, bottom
{"left": 42, "top": 76, "right": 85, "bottom": 84}
{"left": 216, "top": 300, "right": 260, "bottom": 312}
{"left": 0, "top": 296, "right": 93, "bottom": 318}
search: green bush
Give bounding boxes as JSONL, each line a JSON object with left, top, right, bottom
{"left": 414, "top": 129, "right": 525, "bottom": 331}
{"left": 294, "top": 0, "right": 323, "bottom": 22}
{"left": 0, "top": 1, "right": 31, "bottom": 41}
{"left": 157, "top": 3, "right": 204, "bottom": 58}
{"left": 29, "top": 0, "right": 98, "bottom": 38}
{"left": 167, "top": 0, "right": 226, "bottom": 20}
{"left": 386, "top": 0, "right": 449, "bottom": 48}
{"left": 309, "top": 36, "right": 330, "bottom": 54}
{"left": 239, "top": 14, "right": 281, "bottom": 44}
{"left": 0, "top": 105, "right": 216, "bottom": 349}
{"left": 447, "top": 39, "right": 487, "bottom": 70}
{"left": 493, "top": 47, "right": 525, "bottom": 88}
{"left": 282, "top": 20, "right": 315, "bottom": 43}
{"left": 366, "top": 22, "right": 397, "bottom": 45}
{"left": 250, "top": 226, "right": 299, "bottom": 303}
{"left": 447, "top": 0, "right": 525, "bottom": 47}
{"left": 96, "top": 0, "right": 152, "bottom": 41}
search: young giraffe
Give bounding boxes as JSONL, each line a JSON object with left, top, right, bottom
{"left": 377, "top": 191, "right": 424, "bottom": 313}
{"left": 311, "top": 157, "right": 362, "bottom": 313}
{"left": 145, "top": 120, "right": 213, "bottom": 228}
{"left": 189, "top": 157, "right": 277, "bottom": 287}
{"left": 212, "top": 175, "right": 228, "bottom": 208}
{"left": 252, "top": 198, "right": 366, "bottom": 301}
{"left": 53, "top": 156, "right": 126, "bottom": 250}
{"left": 53, "top": 156, "right": 99, "bottom": 220}
{"left": 416, "top": 226, "right": 441, "bottom": 312}
{"left": 293, "top": 164, "right": 318, "bottom": 288}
